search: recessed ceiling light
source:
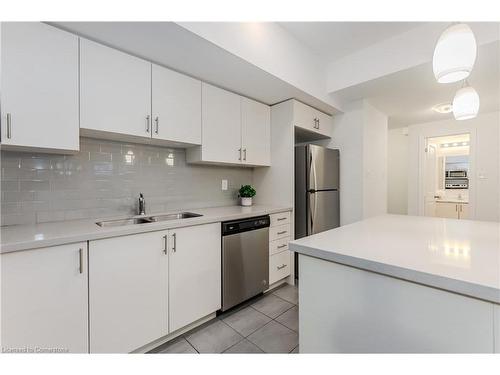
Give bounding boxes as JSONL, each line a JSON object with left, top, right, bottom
{"left": 432, "top": 103, "right": 453, "bottom": 114}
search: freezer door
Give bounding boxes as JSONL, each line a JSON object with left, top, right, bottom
{"left": 307, "top": 145, "right": 339, "bottom": 191}
{"left": 307, "top": 190, "right": 340, "bottom": 235}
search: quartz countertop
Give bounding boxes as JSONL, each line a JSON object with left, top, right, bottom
{"left": 435, "top": 199, "right": 469, "bottom": 204}
{"left": 289, "top": 214, "right": 500, "bottom": 304}
{"left": 1, "top": 205, "right": 292, "bottom": 254}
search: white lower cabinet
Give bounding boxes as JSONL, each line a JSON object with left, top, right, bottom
{"left": 1, "top": 243, "right": 88, "bottom": 353}
{"left": 435, "top": 202, "right": 469, "bottom": 219}
{"left": 89, "top": 231, "right": 169, "bottom": 353}
{"left": 169, "top": 223, "right": 221, "bottom": 332}
{"left": 89, "top": 222, "right": 221, "bottom": 352}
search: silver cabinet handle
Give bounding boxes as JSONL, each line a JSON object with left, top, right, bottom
{"left": 277, "top": 217, "right": 287, "bottom": 221}
{"left": 155, "top": 116, "right": 159, "bottom": 134}
{"left": 277, "top": 244, "right": 287, "bottom": 249}
{"left": 163, "top": 235, "right": 168, "bottom": 254}
{"left": 317, "top": 118, "right": 320, "bottom": 129}
{"left": 460, "top": 205, "right": 463, "bottom": 212}
{"left": 146, "top": 115, "right": 150, "bottom": 133}
{"left": 79, "top": 248, "right": 84, "bottom": 274}
{"left": 277, "top": 264, "right": 287, "bottom": 270}
{"left": 6, "top": 113, "right": 12, "bottom": 139}
{"left": 238, "top": 148, "right": 242, "bottom": 161}
{"left": 243, "top": 148, "right": 247, "bottom": 161}
{"left": 172, "top": 232, "right": 177, "bottom": 252}
{"left": 455, "top": 204, "right": 458, "bottom": 212}
{"left": 277, "top": 231, "right": 287, "bottom": 235}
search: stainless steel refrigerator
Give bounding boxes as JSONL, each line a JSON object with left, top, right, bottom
{"left": 295, "top": 144, "right": 340, "bottom": 240}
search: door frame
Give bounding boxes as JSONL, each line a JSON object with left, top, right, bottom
{"left": 417, "top": 129, "right": 476, "bottom": 219}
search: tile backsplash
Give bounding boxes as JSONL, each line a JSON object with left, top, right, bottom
{"left": 1, "top": 138, "right": 252, "bottom": 226}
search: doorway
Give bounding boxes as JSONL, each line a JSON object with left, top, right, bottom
{"left": 423, "top": 133, "right": 470, "bottom": 219}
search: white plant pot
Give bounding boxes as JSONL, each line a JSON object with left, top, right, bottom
{"left": 240, "top": 197, "right": 253, "bottom": 206}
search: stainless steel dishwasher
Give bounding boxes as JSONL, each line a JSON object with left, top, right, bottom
{"left": 221, "top": 215, "right": 270, "bottom": 311}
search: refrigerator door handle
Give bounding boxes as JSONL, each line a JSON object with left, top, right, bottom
{"left": 308, "top": 191, "right": 316, "bottom": 234}
{"left": 309, "top": 149, "right": 318, "bottom": 191}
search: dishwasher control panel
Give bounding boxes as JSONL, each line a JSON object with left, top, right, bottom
{"left": 222, "top": 215, "right": 270, "bottom": 236}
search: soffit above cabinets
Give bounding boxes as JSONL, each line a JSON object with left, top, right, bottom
{"left": 49, "top": 22, "right": 339, "bottom": 115}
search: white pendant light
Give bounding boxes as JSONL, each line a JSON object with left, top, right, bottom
{"left": 433, "top": 23, "right": 477, "bottom": 83}
{"left": 452, "top": 84, "right": 480, "bottom": 120}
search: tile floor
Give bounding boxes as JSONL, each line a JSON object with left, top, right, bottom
{"left": 150, "top": 283, "right": 299, "bottom": 354}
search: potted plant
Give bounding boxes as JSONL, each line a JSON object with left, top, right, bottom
{"left": 239, "top": 185, "right": 256, "bottom": 206}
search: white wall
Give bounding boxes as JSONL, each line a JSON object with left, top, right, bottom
{"left": 405, "top": 111, "right": 500, "bottom": 222}
{"left": 363, "top": 102, "right": 388, "bottom": 218}
{"left": 329, "top": 100, "right": 388, "bottom": 225}
{"left": 387, "top": 128, "right": 409, "bottom": 214}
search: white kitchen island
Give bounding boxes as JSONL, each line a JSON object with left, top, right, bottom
{"left": 289, "top": 215, "right": 500, "bottom": 353}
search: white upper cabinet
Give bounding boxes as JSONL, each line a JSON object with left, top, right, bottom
{"left": 187, "top": 83, "right": 271, "bottom": 167}
{"left": 89, "top": 231, "right": 168, "bottom": 353}
{"left": 241, "top": 97, "right": 271, "bottom": 166}
{"left": 0, "top": 22, "right": 79, "bottom": 152}
{"left": 169, "top": 223, "right": 221, "bottom": 332}
{"left": 80, "top": 38, "right": 152, "bottom": 140}
{"left": 188, "top": 83, "right": 242, "bottom": 164}
{"left": 1, "top": 242, "right": 88, "bottom": 353}
{"left": 293, "top": 99, "right": 332, "bottom": 138}
{"left": 151, "top": 64, "right": 202, "bottom": 146}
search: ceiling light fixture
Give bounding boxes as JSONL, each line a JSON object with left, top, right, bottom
{"left": 432, "top": 102, "right": 453, "bottom": 114}
{"left": 433, "top": 23, "right": 477, "bottom": 84}
{"left": 452, "top": 84, "right": 480, "bottom": 120}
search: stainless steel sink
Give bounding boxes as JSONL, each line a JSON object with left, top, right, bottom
{"left": 96, "top": 217, "right": 153, "bottom": 227}
{"left": 96, "top": 212, "right": 202, "bottom": 227}
{"left": 149, "top": 212, "right": 203, "bottom": 222}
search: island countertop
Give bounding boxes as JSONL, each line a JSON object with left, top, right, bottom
{"left": 289, "top": 214, "right": 500, "bottom": 304}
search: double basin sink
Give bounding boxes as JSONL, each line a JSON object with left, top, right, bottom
{"left": 96, "top": 212, "right": 202, "bottom": 227}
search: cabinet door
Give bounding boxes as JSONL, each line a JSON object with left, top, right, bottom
{"left": 89, "top": 231, "right": 168, "bottom": 353}
{"left": 1, "top": 22, "right": 79, "bottom": 152}
{"left": 293, "top": 100, "right": 317, "bottom": 132}
{"left": 459, "top": 204, "right": 469, "bottom": 219}
{"left": 435, "top": 202, "right": 459, "bottom": 219}
{"left": 200, "top": 83, "right": 241, "bottom": 163}
{"left": 169, "top": 223, "right": 221, "bottom": 332}
{"left": 241, "top": 97, "right": 271, "bottom": 166}
{"left": 1, "top": 243, "right": 88, "bottom": 353}
{"left": 151, "top": 64, "right": 202, "bottom": 145}
{"left": 80, "top": 39, "right": 151, "bottom": 139}
{"left": 315, "top": 110, "right": 333, "bottom": 137}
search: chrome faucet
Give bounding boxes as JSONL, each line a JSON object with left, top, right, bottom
{"left": 138, "top": 193, "right": 146, "bottom": 215}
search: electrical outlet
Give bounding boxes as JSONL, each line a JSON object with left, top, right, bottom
{"left": 221, "top": 179, "right": 228, "bottom": 191}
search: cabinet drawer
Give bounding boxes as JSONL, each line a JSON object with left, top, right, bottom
{"left": 269, "top": 237, "right": 290, "bottom": 256}
{"left": 269, "top": 224, "right": 291, "bottom": 241}
{"left": 269, "top": 250, "right": 291, "bottom": 284}
{"left": 270, "top": 211, "right": 291, "bottom": 227}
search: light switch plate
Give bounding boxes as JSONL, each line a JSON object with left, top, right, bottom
{"left": 221, "top": 179, "right": 228, "bottom": 191}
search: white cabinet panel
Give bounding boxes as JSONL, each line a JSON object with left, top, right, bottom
{"left": 269, "top": 223, "right": 291, "bottom": 241}
{"left": 151, "top": 64, "right": 202, "bottom": 145}
{"left": 169, "top": 223, "right": 221, "bottom": 332}
{"left": 293, "top": 100, "right": 317, "bottom": 132}
{"left": 435, "top": 202, "right": 459, "bottom": 219}
{"left": 187, "top": 83, "right": 241, "bottom": 164}
{"left": 270, "top": 211, "right": 291, "bottom": 227}
{"left": 89, "top": 231, "right": 168, "bottom": 353}
{"left": 459, "top": 203, "right": 469, "bottom": 219}
{"left": 1, "top": 22, "right": 79, "bottom": 152}
{"left": 293, "top": 100, "right": 332, "bottom": 138}
{"left": 1, "top": 242, "right": 88, "bottom": 353}
{"left": 269, "top": 250, "right": 291, "bottom": 284}
{"left": 80, "top": 38, "right": 151, "bottom": 139}
{"left": 315, "top": 110, "right": 333, "bottom": 137}
{"left": 241, "top": 97, "right": 271, "bottom": 166}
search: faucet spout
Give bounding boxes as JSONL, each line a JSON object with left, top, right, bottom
{"left": 138, "top": 193, "right": 146, "bottom": 215}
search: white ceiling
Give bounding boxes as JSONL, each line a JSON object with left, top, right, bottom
{"left": 278, "top": 22, "right": 424, "bottom": 62}
{"left": 334, "top": 40, "right": 500, "bottom": 128}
